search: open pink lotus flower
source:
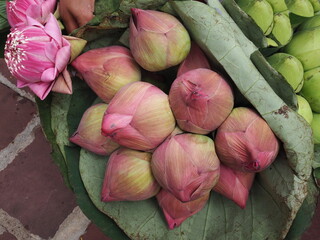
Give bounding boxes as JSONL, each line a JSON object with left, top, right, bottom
{"left": 6, "top": 0, "right": 57, "bottom": 28}
{"left": 213, "top": 164, "right": 255, "bottom": 208}
{"left": 215, "top": 107, "right": 280, "bottom": 172}
{"left": 156, "top": 189, "right": 209, "bottom": 229}
{"left": 4, "top": 14, "right": 72, "bottom": 100}
{"left": 151, "top": 133, "right": 220, "bottom": 202}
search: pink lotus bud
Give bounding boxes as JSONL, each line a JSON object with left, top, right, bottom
{"left": 177, "top": 42, "right": 211, "bottom": 77}
{"left": 4, "top": 14, "right": 71, "bottom": 100}
{"left": 6, "top": 0, "right": 57, "bottom": 28}
{"left": 101, "top": 148, "right": 160, "bottom": 202}
{"left": 151, "top": 133, "right": 220, "bottom": 202}
{"left": 69, "top": 103, "right": 120, "bottom": 155}
{"left": 101, "top": 82, "right": 176, "bottom": 151}
{"left": 213, "top": 164, "right": 255, "bottom": 209}
{"left": 169, "top": 68, "right": 234, "bottom": 134}
{"left": 129, "top": 8, "right": 191, "bottom": 71}
{"left": 156, "top": 189, "right": 209, "bottom": 229}
{"left": 71, "top": 45, "right": 141, "bottom": 103}
{"left": 215, "top": 107, "right": 280, "bottom": 172}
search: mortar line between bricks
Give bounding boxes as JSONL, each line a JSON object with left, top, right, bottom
{"left": 0, "top": 114, "right": 40, "bottom": 171}
{"left": 0, "top": 72, "right": 35, "bottom": 103}
{"left": 0, "top": 208, "right": 44, "bottom": 240}
{"left": 50, "top": 206, "right": 91, "bottom": 240}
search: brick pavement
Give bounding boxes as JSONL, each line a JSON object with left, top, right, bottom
{"left": 0, "top": 57, "right": 319, "bottom": 239}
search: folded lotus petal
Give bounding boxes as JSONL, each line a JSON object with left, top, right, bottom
{"left": 177, "top": 42, "right": 211, "bottom": 76}
{"left": 52, "top": 69, "right": 72, "bottom": 95}
{"left": 131, "top": 8, "right": 170, "bottom": 33}
{"left": 55, "top": 45, "right": 71, "bottom": 72}
{"left": 28, "top": 81, "right": 54, "bottom": 100}
{"left": 213, "top": 164, "right": 255, "bottom": 208}
{"left": 157, "top": 189, "right": 209, "bottom": 229}
{"left": 41, "top": 67, "right": 58, "bottom": 82}
{"left": 44, "top": 14, "right": 63, "bottom": 46}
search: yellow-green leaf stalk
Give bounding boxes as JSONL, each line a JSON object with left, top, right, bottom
{"left": 300, "top": 67, "right": 320, "bottom": 112}
{"left": 236, "top": 0, "right": 274, "bottom": 34}
{"left": 311, "top": 112, "right": 320, "bottom": 144}
{"left": 309, "top": 0, "right": 320, "bottom": 12}
{"left": 284, "top": 27, "right": 320, "bottom": 71}
{"left": 285, "top": 0, "right": 314, "bottom": 17}
{"left": 296, "top": 95, "right": 313, "bottom": 124}
{"left": 266, "top": 0, "right": 288, "bottom": 12}
{"left": 267, "top": 53, "right": 304, "bottom": 92}
{"left": 298, "top": 14, "right": 320, "bottom": 30}
{"left": 269, "top": 13, "right": 293, "bottom": 46}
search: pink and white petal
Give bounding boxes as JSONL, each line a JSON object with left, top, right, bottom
{"left": 26, "top": 4, "right": 42, "bottom": 21}
{"left": 44, "top": 14, "right": 63, "bottom": 46}
{"left": 55, "top": 45, "right": 71, "bottom": 72}
{"left": 28, "top": 81, "right": 54, "bottom": 100}
{"left": 41, "top": 67, "right": 58, "bottom": 82}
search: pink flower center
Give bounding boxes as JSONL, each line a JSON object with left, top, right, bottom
{"left": 4, "top": 30, "right": 29, "bottom": 75}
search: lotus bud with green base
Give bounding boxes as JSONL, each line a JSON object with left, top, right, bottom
{"left": 129, "top": 8, "right": 191, "bottom": 72}
{"left": 101, "top": 148, "right": 160, "bottom": 202}
{"left": 298, "top": 14, "right": 320, "bottom": 31}
{"left": 267, "top": 53, "right": 304, "bottom": 92}
{"left": 215, "top": 107, "right": 280, "bottom": 173}
{"left": 285, "top": 0, "right": 314, "bottom": 17}
{"left": 300, "top": 67, "right": 320, "bottom": 112}
{"left": 269, "top": 13, "right": 293, "bottom": 46}
{"left": 265, "top": 0, "right": 288, "bottom": 12}
{"left": 311, "top": 112, "right": 320, "bottom": 144}
{"left": 296, "top": 95, "right": 313, "bottom": 124}
{"left": 284, "top": 27, "right": 320, "bottom": 71}
{"left": 151, "top": 133, "right": 220, "bottom": 202}
{"left": 69, "top": 103, "right": 120, "bottom": 155}
{"left": 236, "top": 0, "right": 274, "bottom": 34}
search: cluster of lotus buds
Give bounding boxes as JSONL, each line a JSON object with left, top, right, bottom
{"left": 66, "top": 7, "right": 282, "bottom": 229}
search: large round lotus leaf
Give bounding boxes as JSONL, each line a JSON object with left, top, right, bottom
{"left": 79, "top": 149, "right": 307, "bottom": 240}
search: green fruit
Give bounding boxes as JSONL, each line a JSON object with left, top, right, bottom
{"left": 237, "top": 0, "right": 274, "bottom": 34}
{"left": 301, "top": 67, "right": 320, "bottom": 112}
{"left": 311, "top": 112, "right": 320, "bottom": 144}
{"left": 285, "top": 0, "right": 314, "bottom": 17}
{"left": 269, "top": 13, "right": 293, "bottom": 46}
{"left": 267, "top": 37, "right": 279, "bottom": 47}
{"left": 309, "top": 0, "right": 320, "bottom": 12}
{"left": 298, "top": 14, "right": 320, "bottom": 31}
{"left": 265, "top": 0, "right": 288, "bottom": 12}
{"left": 267, "top": 53, "right": 304, "bottom": 92}
{"left": 296, "top": 95, "right": 313, "bottom": 124}
{"left": 284, "top": 28, "right": 320, "bottom": 71}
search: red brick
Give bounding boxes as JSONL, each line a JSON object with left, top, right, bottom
{"left": 0, "top": 128, "right": 77, "bottom": 239}
{"left": 0, "top": 232, "right": 17, "bottom": 240}
{"left": 0, "top": 83, "right": 36, "bottom": 149}
{"left": 81, "top": 223, "right": 112, "bottom": 240}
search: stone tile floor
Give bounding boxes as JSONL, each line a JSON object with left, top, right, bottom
{"left": 0, "top": 57, "right": 319, "bottom": 240}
